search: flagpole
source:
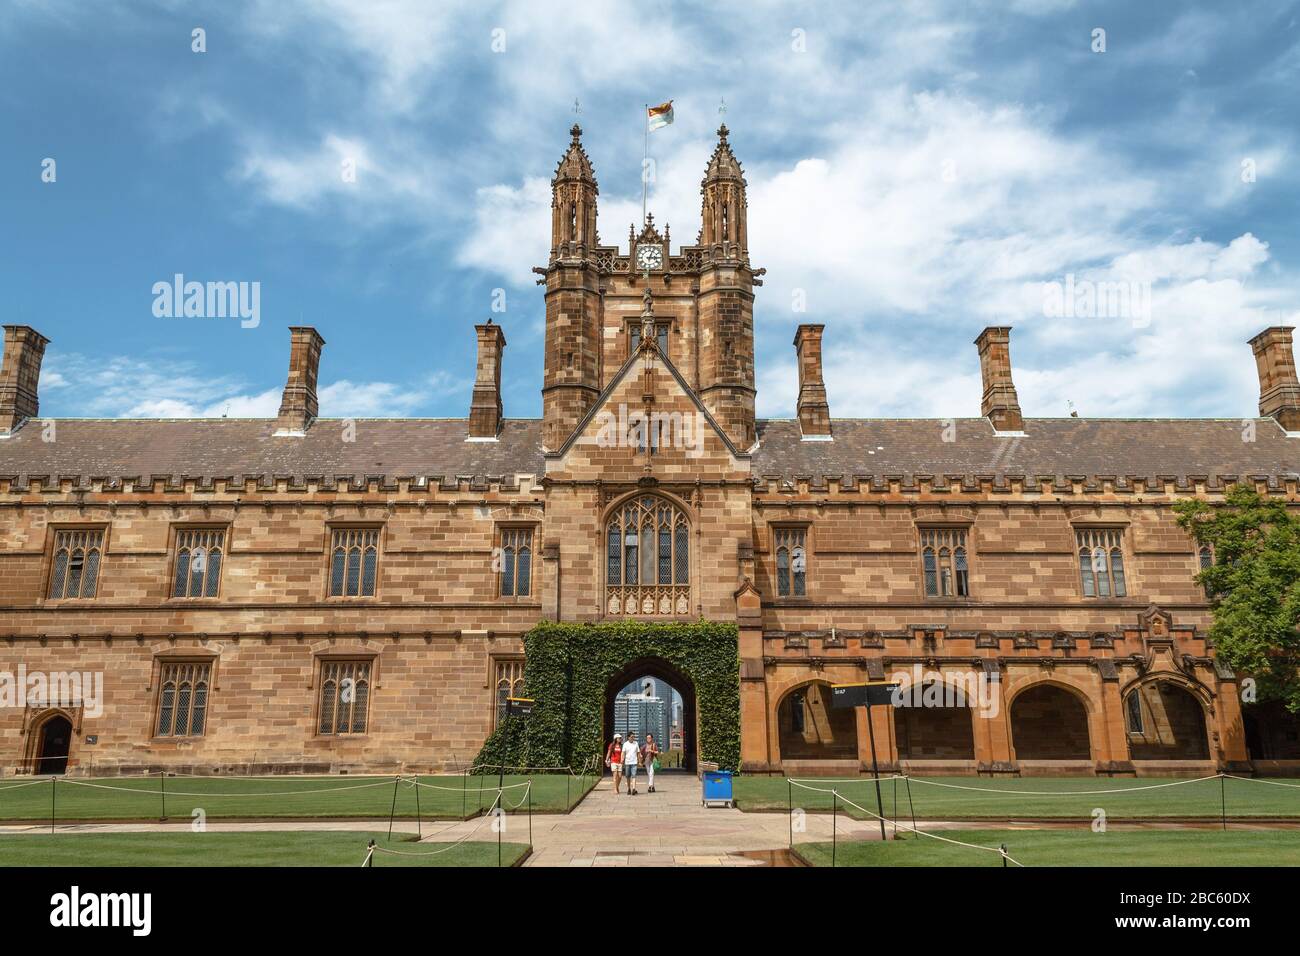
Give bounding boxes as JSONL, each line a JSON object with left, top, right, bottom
{"left": 642, "top": 103, "right": 649, "bottom": 226}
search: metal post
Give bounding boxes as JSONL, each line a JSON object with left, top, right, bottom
{"left": 50, "top": 776, "right": 56, "bottom": 835}
{"left": 831, "top": 791, "right": 837, "bottom": 868}
{"left": 1220, "top": 773, "right": 1227, "bottom": 831}
{"left": 892, "top": 776, "right": 898, "bottom": 838}
{"left": 462, "top": 767, "right": 467, "bottom": 819}
{"left": 528, "top": 782, "right": 533, "bottom": 847}
{"left": 366, "top": 839, "right": 375, "bottom": 867}
{"left": 1000, "top": 843, "right": 1008, "bottom": 868}
{"left": 414, "top": 774, "right": 422, "bottom": 841}
{"left": 160, "top": 770, "right": 168, "bottom": 822}
{"left": 865, "top": 703, "right": 887, "bottom": 841}
{"left": 641, "top": 104, "right": 649, "bottom": 225}
{"left": 387, "top": 775, "right": 399, "bottom": 841}
{"left": 498, "top": 799, "right": 503, "bottom": 868}
{"left": 788, "top": 779, "right": 793, "bottom": 848}
{"left": 906, "top": 775, "right": 917, "bottom": 836}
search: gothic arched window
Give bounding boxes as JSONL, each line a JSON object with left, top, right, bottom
{"left": 1076, "top": 528, "right": 1127, "bottom": 598}
{"left": 48, "top": 529, "right": 104, "bottom": 599}
{"left": 606, "top": 495, "right": 690, "bottom": 616}
{"left": 720, "top": 202, "right": 730, "bottom": 241}
{"left": 920, "top": 528, "right": 970, "bottom": 598}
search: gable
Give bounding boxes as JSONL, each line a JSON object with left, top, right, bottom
{"left": 546, "top": 347, "right": 749, "bottom": 481}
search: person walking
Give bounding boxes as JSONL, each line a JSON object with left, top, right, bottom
{"left": 622, "top": 731, "right": 641, "bottom": 796}
{"left": 642, "top": 732, "right": 660, "bottom": 793}
{"left": 607, "top": 733, "right": 624, "bottom": 794}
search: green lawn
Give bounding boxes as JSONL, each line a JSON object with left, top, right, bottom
{"left": 0, "top": 773, "right": 596, "bottom": 822}
{"left": 737, "top": 775, "right": 1300, "bottom": 819}
{"left": 0, "top": 831, "right": 529, "bottom": 867}
{"left": 795, "top": 828, "right": 1300, "bottom": 867}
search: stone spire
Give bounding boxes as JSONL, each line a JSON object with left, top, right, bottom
{"left": 699, "top": 124, "right": 747, "bottom": 252}
{"left": 550, "top": 124, "right": 599, "bottom": 259}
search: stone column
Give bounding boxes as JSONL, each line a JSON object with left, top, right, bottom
{"left": 735, "top": 580, "right": 771, "bottom": 772}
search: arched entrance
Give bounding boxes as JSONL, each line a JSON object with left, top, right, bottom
{"left": 1244, "top": 701, "right": 1300, "bottom": 761}
{"left": 1125, "top": 680, "right": 1210, "bottom": 760}
{"left": 603, "top": 657, "right": 697, "bottom": 772}
{"left": 30, "top": 713, "right": 73, "bottom": 774}
{"left": 896, "top": 684, "right": 975, "bottom": 760}
{"left": 777, "top": 681, "right": 858, "bottom": 760}
{"left": 1010, "top": 684, "right": 1091, "bottom": 760}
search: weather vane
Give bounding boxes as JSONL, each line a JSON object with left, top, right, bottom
{"left": 718, "top": 96, "right": 727, "bottom": 116}
{"left": 572, "top": 98, "right": 582, "bottom": 115}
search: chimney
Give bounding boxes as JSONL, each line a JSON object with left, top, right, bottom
{"left": 275, "top": 326, "right": 325, "bottom": 435}
{"left": 975, "top": 326, "right": 1024, "bottom": 433}
{"left": 0, "top": 325, "right": 50, "bottom": 436}
{"left": 794, "top": 324, "right": 831, "bottom": 438}
{"left": 1250, "top": 326, "right": 1300, "bottom": 432}
{"left": 468, "top": 320, "right": 506, "bottom": 440}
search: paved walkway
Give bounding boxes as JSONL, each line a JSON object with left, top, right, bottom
{"left": 421, "top": 769, "right": 881, "bottom": 867}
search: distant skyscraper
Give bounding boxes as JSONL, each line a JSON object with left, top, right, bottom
{"left": 614, "top": 677, "right": 670, "bottom": 747}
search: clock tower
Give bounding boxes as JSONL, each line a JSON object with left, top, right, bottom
{"left": 539, "top": 124, "right": 761, "bottom": 452}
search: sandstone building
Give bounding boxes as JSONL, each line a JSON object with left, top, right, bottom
{"left": 3, "top": 125, "right": 1300, "bottom": 778}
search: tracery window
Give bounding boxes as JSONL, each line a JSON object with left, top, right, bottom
{"left": 318, "top": 660, "right": 371, "bottom": 735}
{"left": 329, "top": 528, "right": 380, "bottom": 598}
{"left": 1125, "top": 688, "right": 1145, "bottom": 734}
{"left": 606, "top": 495, "right": 690, "bottom": 616}
{"left": 629, "top": 323, "right": 670, "bottom": 356}
{"left": 499, "top": 528, "right": 533, "bottom": 597}
{"left": 172, "top": 528, "right": 225, "bottom": 598}
{"left": 774, "top": 527, "right": 807, "bottom": 597}
{"left": 921, "top": 528, "right": 969, "bottom": 598}
{"left": 1077, "top": 528, "right": 1127, "bottom": 598}
{"left": 48, "top": 529, "right": 104, "bottom": 599}
{"left": 156, "top": 661, "right": 211, "bottom": 737}
{"left": 494, "top": 659, "right": 525, "bottom": 726}
{"left": 1198, "top": 545, "right": 1216, "bottom": 599}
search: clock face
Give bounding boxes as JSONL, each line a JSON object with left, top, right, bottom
{"left": 636, "top": 244, "right": 664, "bottom": 271}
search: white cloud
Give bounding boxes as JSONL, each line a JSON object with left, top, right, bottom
{"left": 62, "top": 1, "right": 1298, "bottom": 424}
{"left": 40, "top": 352, "right": 446, "bottom": 419}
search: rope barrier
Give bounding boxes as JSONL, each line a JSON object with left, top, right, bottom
{"left": 900, "top": 773, "right": 1224, "bottom": 796}
{"left": 1223, "top": 774, "right": 1300, "bottom": 789}
{"left": 57, "top": 777, "right": 398, "bottom": 798}
{"left": 409, "top": 777, "right": 533, "bottom": 793}
{"left": 369, "top": 790, "right": 509, "bottom": 858}
{"left": 0, "top": 780, "right": 48, "bottom": 792}
{"left": 829, "top": 788, "right": 1026, "bottom": 866}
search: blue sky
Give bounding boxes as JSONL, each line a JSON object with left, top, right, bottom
{"left": 2, "top": 0, "right": 1298, "bottom": 422}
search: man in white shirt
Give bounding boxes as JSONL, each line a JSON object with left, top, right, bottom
{"left": 621, "top": 732, "right": 641, "bottom": 796}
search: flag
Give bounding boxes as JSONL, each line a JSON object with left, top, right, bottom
{"left": 647, "top": 100, "right": 674, "bottom": 131}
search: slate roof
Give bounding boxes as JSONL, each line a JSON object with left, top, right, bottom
{"left": 0, "top": 416, "right": 1296, "bottom": 486}
{"left": 0, "top": 419, "right": 545, "bottom": 487}
{"left": 751, "top": 419, "right": 1300, "bottom": 487}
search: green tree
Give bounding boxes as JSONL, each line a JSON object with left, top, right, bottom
{"left": 1174, "top": 485, "right": 1300, "bottom": 711}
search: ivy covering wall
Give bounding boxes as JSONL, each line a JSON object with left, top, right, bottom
{"left": 475, "top": 620, "right": 740, "bottom": 772}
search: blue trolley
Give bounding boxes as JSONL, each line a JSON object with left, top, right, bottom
{"left": 702, "top": 769, "right": 733, "bottom": 808}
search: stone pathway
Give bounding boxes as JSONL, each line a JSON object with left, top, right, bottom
{"left": 441, "top": 769, "right": 880, "bottom": 867}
